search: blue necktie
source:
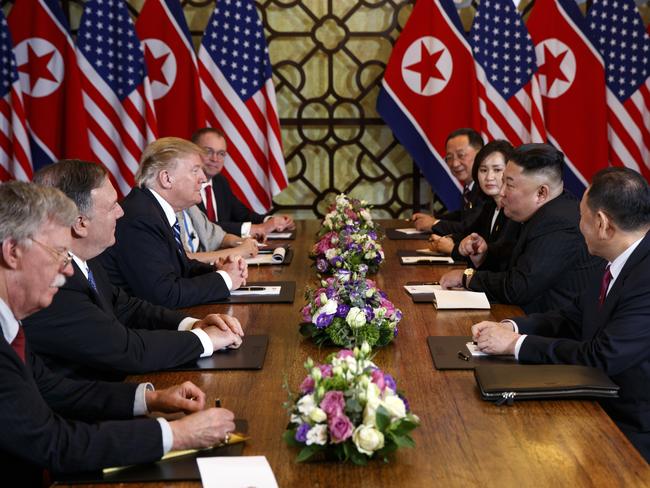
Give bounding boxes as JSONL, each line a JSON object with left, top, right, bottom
{"left": 172, "top": 219, "right": 184, "bottom": 254}
{"left": 86, "top": 266, "right": 98, "bottom": 293}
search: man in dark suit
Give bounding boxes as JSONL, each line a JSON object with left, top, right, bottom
{"left": 0, "top": 181, "right": 236, "bottom": 486}
{"left": 471, "top": 167, "right": 650, "bottom": 462}
{"left": 100, "top": 137, "right": 248, "bottom": 308}
{"left": 192, "top": 127, "right": 295, "bottom": 238}
{"left": 440, "top": 144, "right": 602, "bottom": 313}
{"left": 411, "top": 128, "right": 488, "bottom": 234}
{"left": 24, "top": 160, "right": 243, "bottom": 381}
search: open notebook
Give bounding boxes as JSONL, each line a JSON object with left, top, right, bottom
{"left": 404, "top": 284, "right": 489, "bottom": 309}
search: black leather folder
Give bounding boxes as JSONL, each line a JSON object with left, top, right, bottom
{"left": 170, "top": 335, "right": 268, "bottom": 371}
{"left": 385, "top": 228, "right": 431, "bottom": 240}
{"left": 475, "top": 364, "right": 620, "bottom": 405}
{"left": 214, "top": 281, "right": 296, "bottom": 304}
{"left": 398, "top": 250, "right": 463, "bottom": 265}
{"left": 427, "top": 336, "right": 516, "bottom": 370}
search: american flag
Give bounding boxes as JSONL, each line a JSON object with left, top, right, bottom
{"left": 586, "top": 0, "right": 650, "bottom": 180}
{"left": 198, "top": 0, "right": 287, "bottom": 214}
{"left": 469, "top": 0, "right": 545, "bottom": 145}
{"left": 76, "top": 0, "right": 158, "bottom": 196}
{"left": 0, "top": 11, "right": 31, "bottom": 181}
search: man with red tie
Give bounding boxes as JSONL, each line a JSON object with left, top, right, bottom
{"left": 192, "top": 128, "right": 294, "bottom": 239}
{"left": 471, "top": 167, "right": 650, "bottom": 462}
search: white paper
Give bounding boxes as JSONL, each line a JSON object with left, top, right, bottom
{"left": 245, "top": 247, "right": 285, "bottom": 265}
{"left": 465, "top": 342, "right": 489, "bottom": 356}
{"left": 267, "top": 232, "right": 292, "bottom": 239}
{"left": 432, "top": 288, "right": 490, "bottom": 309}
{"left": 401, "top": 256, "right": 454, "bottom": 264}
{"left": 415, "top": 248, "right": 438, "bottom": 254}
{"left": 230, "top": 286, "right": 282, "bottom": 296}
{"left": 197, "top": 456, "right": 278, "bottom": 488}
{"left": 395, "top": 227, "right": 426, "bottom": 234}
{"left": 403, "top": 285, "right": 438, "bottom": 294}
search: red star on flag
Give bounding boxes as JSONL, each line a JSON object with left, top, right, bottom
{"left": 538, "top": 45, "right": 569, "bottom": 93}
{"left": 17, "top": 44, "right": 57, "bottom": 91}
{"left": 144, "top": 44, "right": 170, "bottom": 86}
{"left": 405, "top": 41, "right": 445, "bottom": 91}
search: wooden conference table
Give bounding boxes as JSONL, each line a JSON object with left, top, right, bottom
{"left": 57, "top": 220, "right": 649, "bottom": 487}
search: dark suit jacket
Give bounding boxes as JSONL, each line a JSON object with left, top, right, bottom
{"left": 0, "top": 338, "right": 162, "bottom": 486}
{"left": 23, "top": 260, "right": 204, "bottom": 381}
{"left": 449, "top": 199, "right": 522, "bottom": 270}
{"left": 99, "top": 187, "right": 229, "bottom": 308}
{"left": 468, "top": 191, "right": 603, "bottom": 313}
{"left": 514, "top": 231, "right": 650, "bottom": 461}
{"left": 431, "top": 184, "right": 489, "bottom": 236}
{"left": 198, "top": 173, "right": 265, "bottom": 235}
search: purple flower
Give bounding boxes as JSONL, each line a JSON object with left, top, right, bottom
{"left": 319, "top": 364, "right": 333, "bottom": 378}
{"left": 300, "top": 375, "right": 315, "bottom": 394}
{"left": 363, "top": 305, "right": 374, "bottom": 320}
{"left": 330, "top": 256, "right": 343, "bottom": 267}
{"left": 320, "top": 390, "right": 345, "bottom": 417}
{"left": 295, "top": 423, "right": 310, "bottom": 443}
{"left": 335, "top": 303, "right": 350, "bottom": 318}
{"left": 328, "top": 414, "right": 354, "bottom": 443}
{"left": 315, "top": 313, "right": 334, "bottom": 329}
{"left": 371, "top": 369, "right": 386, "bottom": 391}
{"left": 384, "top": 374, "right": 397, "bottom": 392}
{"left": 337, "top": 349, "right": 354, "bottom": 359}
{"left": 301, "top": 305, "right": 312, "bottom": 323}
{"left": 316, "top": 259, "right": 328, "bottom": 272}
{"left": 398, "top": 393, "right": 410, "bottom": 413}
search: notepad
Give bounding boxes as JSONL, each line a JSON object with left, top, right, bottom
{"left": 401, "top": 256, "right": 454, "bottom": 264}
{"left": 395, "top": 227, "right": 426, "bottom": 234}
{"left": 267, "top": 231, "right": 292, "bottom": 239}
{"left": 432, "top": 287, "right": 490, "bottom": 309}
{"left": 404, "top": 284, "right": 439, "bottom": 294}
{"left": 231, "top": 286, "right": 282, "bottom": 296}
{"left": 197, "top": 456, "right": 278, "bottom": 488}
{"left": 245, "top": 247, "right": 286, "bottom": 264}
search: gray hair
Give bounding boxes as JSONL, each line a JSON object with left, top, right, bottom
{"left": 0, "top": 181, "right": 78, "bottom": 244}
{"left": 33, "top": 159, "right": 108, "bottom": 216}
{"left": 135, "top": 137, "right": 205, "bottom": 188}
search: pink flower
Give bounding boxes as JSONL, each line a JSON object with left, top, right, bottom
{"left": 320, "top": 390, "right": 345, "bottom": 417}
{"left": 328, "top": 414, "right": 354, "bottom": 443}
{"left": 380, "top": 297, "right": 395, "bottom": 316}
{"left": 301, "top": 305, "right": 312, "bottom": 322}
{"left": 319, "top": 364, "right": 333, "bottom": 378}
{"left": 337, "top": 349, "right": 354, "bottom": 359}
{"left": 371, "top": 369, "right": 386, "bottom": 391}
{"left": 300, "top": 375, "right": 315, "bottom": 393}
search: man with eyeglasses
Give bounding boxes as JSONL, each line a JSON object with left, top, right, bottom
{"left": 191, "top": 127, "right": 295, "bottom": 239}
{"left": 411, "top": 128, "right": 488, "bottom": 234}
{"left": 0, "top": 181, "right": 236, "bottom": 485}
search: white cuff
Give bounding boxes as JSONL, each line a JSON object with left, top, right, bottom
{"left": 191, "top": 328, "right": 214, "bottom": 357}
{"left": 216, "top": 270, "right": 233, "bottom": 290}
{"left": 156, "top": 418, "right": 174, "bottom": 454}
{"left": 178, "top": 317, "right": 199, "bottom": 331}
{"left": 502, "top": 319, "right": 518, "bottom": 333}
{"left": 263, "top": 215, "right": 272, "bottom": 222}
{"left": 241, "top": 222, "right": 252, "bottom": 237}
{"left": 514, "top": 335, "right": 527, "bottom": 360}
{"left": 134, "top": 382, "right": 154, "bottom": 416}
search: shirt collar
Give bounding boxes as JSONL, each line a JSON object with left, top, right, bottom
{"left": 71, "top": 252, "right": 88, "bottom": 280}
{"left": 148, "top": 188, "right": 178, "bottom": 227}
{"left": 0, "top": 297, "right": 20, "bottom": 345}
{"left": 609, "top": 236, "right": 644, "bottom": 282}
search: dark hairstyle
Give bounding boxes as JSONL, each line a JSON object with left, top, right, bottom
{"left": 445, "top": 128, "right": 484, "bottom": 151}
{"left": 587, "top": 167, "right": 650, "bottom": 231}
{"left": 191, "top": 127, "right": 226, "bottom": 145}
{"left": 471, "top": 139, "right": 514, "bottom": 185}
{"left": 508, "top": 143, "right": 564, "bottom": 186}
{"left": 33, "top": 159, "right": 107, "bottom": 216}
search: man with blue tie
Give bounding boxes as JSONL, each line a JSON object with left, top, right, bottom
{"left": 471, "top": 167, "right": 650, "bottom": 462}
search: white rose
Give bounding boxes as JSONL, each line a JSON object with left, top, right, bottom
{"left": 306, "top": 424, "right": 328, "bottom": 446}
{"left": 297, "top": 394, "right": 315, "bottom": 416}
{"left": 366, "top": 382, "right": 381, "bottom": 409}
{"left": 311, "top": 367, "right": 322, "bottom": 381}
{"left": 319, "top": 292, "right": 328, "bottom": 305}
{"left": 309, "top": 407, "right": 327, "bottom": 423}
{"left": 325, "top": 248, "right": 338, "bottom": 260}
{"left": 373, "top": 307, "right": 386, "bottom": 320}
{"left": 346, "top": 307, "right": 367, "bottom": 329}
{"left": 360, "top": 341, "right": 372, "bottom": 355}
{"left": 360, "top": 209, "right": 372, "bottom": 221}
{"left": 290, "top": 413, "right": 303, "bottom": 425}
{"left": 352, "top": 425, "right": 384, "bottom": 455}
{"left": 318, "top": 299, "right": 338, "bottom": 316}
{"left": 381, "top": 395, "right": 407, "bottom": 420}
{"left": 362, "top": 404, "right": 377, "bottom": 426}
{"left": 364, "top": 250, "right": 376, "bottom": 260}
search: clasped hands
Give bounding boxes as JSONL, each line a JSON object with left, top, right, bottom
{"left": 216, "top": 255, "right": 248, "bottom": 289}
{"left": 471, "top": 321, "right": 520, "bottom": 355}
{"left": 193, "top": 313, "right": 244, "bottom": 350}
{"left": 411, "top": 212, "right": 439, "bottom": 231}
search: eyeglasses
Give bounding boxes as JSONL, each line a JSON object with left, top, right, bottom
{"left": 444, "top": 152, "right": 468, "bottom": 164}
{"left": 30, "top": 238, "right": 72, "bottom": 269}
{"left": 203, "top": 147, "right": 228, "bottom": 159}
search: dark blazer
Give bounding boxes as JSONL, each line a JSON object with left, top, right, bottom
{"left": 99, "top": 187, "right": 229, "bottom": 308}
{"left": 431, "top": 184, "right": 489, "bottom": 236}
{"left": 0, "top": 338, "right": 162, "bottom": 487}
{"left": 468, "top": 191, "right": 603, "bottom": 313}
{"left": 449, "top": 199, "right": 522, "bottom": 270}
{"left": 198, "top": 173, "right": 265, "bottom": 235}
{"left": 514, "top": 231, "right": 650, "bottom": 461}
{"left": 23, "top": 259, "right": 204, "bottom": 381}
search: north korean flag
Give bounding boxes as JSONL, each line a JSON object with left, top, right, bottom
{"left": 8, "top": 0, "right": 91, "bottom": 170}
{"left": 136, "top": 0, "right": 206, "bottom": 139}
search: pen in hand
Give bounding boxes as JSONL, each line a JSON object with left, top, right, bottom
{"left": 215, "top": 398, "right": 222, "bottom": 408}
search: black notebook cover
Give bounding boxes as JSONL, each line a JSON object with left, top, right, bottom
{"left": 215, "top": 281, "right": 295, "bottom": 304}
{"left": 385, "top": 228, "right": 431, "bottom": 240}
{"left": 170, "top": 334, "right": 268, "bottom": 371}
{"left": 427, "top": 336, "right": 517, "bottom": 370}
{"left": 55, "top": 420, "right": 248, "bottom": 484}
{"left": 404, "top": 281, "right": 436, "bottom": 303}
{"left": 398, "top": 250, "right": 463, "bottom": 265}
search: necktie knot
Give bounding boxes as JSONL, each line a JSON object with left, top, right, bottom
{"left": 598, "top": 265, "right": 613, "bottom": 306}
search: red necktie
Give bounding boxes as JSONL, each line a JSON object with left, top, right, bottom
{"left": 204, "top": 184, "right": 217, "bottom": 222}
{"left": 11, "top": 325, "right": 25, "bottom": 363}
{"left": 598, "top": 265, "right": 613, "bottom": 306}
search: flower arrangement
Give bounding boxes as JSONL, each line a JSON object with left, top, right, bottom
{"left": 300, "top": 272, "right": 402, "bottom": 348}
{"left": 317, "top": 193, "right": 378, "bottom": 238}
{"left": 311, "top": 227, "right": 385, "bottom": 276}
{"left": 283, "top": 343, "right": 420, "bottom": 464}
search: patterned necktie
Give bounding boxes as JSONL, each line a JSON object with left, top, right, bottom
{"left": 204, "top": 184, "right": 217, "bottom": 222}
{"left": 598, "top": 265, "right": 613, "bottom": 306}
{"left": 86, "top": 266, "right": 98, "bottom": 293}
{"left": 11, "top": 325, "right": 25, "bottom": 363}
{"left": 463, "top": 185, "right": 472, "bottom": 208}
{"left": 172, "top": 219, "right": 185, "bottom": 253}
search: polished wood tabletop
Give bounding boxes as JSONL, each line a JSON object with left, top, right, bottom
{"left": 58, "top": 220, "right": 650, "bottom": 487}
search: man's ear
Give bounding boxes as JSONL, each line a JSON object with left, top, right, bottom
{"left": 71, "top": 215, "right": 88, "bottom": 238}
{"left": 536, "top": 184, "right": 550, "bottom": 204}
{"left": 596, "top": 210, "right": 615, "bottom": 240}
{"left": 158, "top": 169, "right": 173, "bottom": 190}
{"left": 1, "top": 239, "right": 22, "bottom": 270}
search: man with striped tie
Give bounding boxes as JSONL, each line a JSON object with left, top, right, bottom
{"left": 100, "top": 137, "right": 248, "bottom": 308}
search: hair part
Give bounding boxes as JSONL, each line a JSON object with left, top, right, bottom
{"left": 33, "top": 159, "right": 107, "bottom": 216}
{"left": 445, "top": 128, "right": 484, "bottom": 151}
{"left": 136, "top": 137, "right": 205, "bottom": 188}
{"left": 191, "top": 127, "right": 226, "bottom": 145}
{"left": 0, "top": 181, "right": 78, "bottom": 244}
{"left": 471, "top": 139, "right": 514, "bottom": 184}
{"left": 587, "top": 167, "right": 650, "bottom": 232}
{"left": 509, "top": 143, "right": 564, "bottom": 188}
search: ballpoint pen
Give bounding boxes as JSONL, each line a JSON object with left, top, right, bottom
{"left": 457, "top": 351, "right": 470, "bottom": 361}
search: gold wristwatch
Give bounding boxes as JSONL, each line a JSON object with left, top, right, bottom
{"left": 462, "top": 268, "right": 475, "bottom": 289}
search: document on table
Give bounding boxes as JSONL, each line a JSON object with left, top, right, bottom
{"left": 267, "top": 231, "right": 292, "bottom": 239}
{"left": 404, "top": 284, "right": 439, "bottom": 294}
{"left": 231, "top": 286, "right": 282, "bottom": 296}
{"left": 465, "top": 342, "right": 514, "bottom": 358}
{"left": 245, "top": 247, "right": 286, "bottom": 264}
{"left": 430, "top": 286, "right": 490, "bottom": 309}
{"left": 197, "top": 456, "right": 278, "bottom": 488}
{"left": 401, "top": 256, "right": 454, "bottom": 264}
{"left": 395, "top": 227, "right": 427, "bottom": 234}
